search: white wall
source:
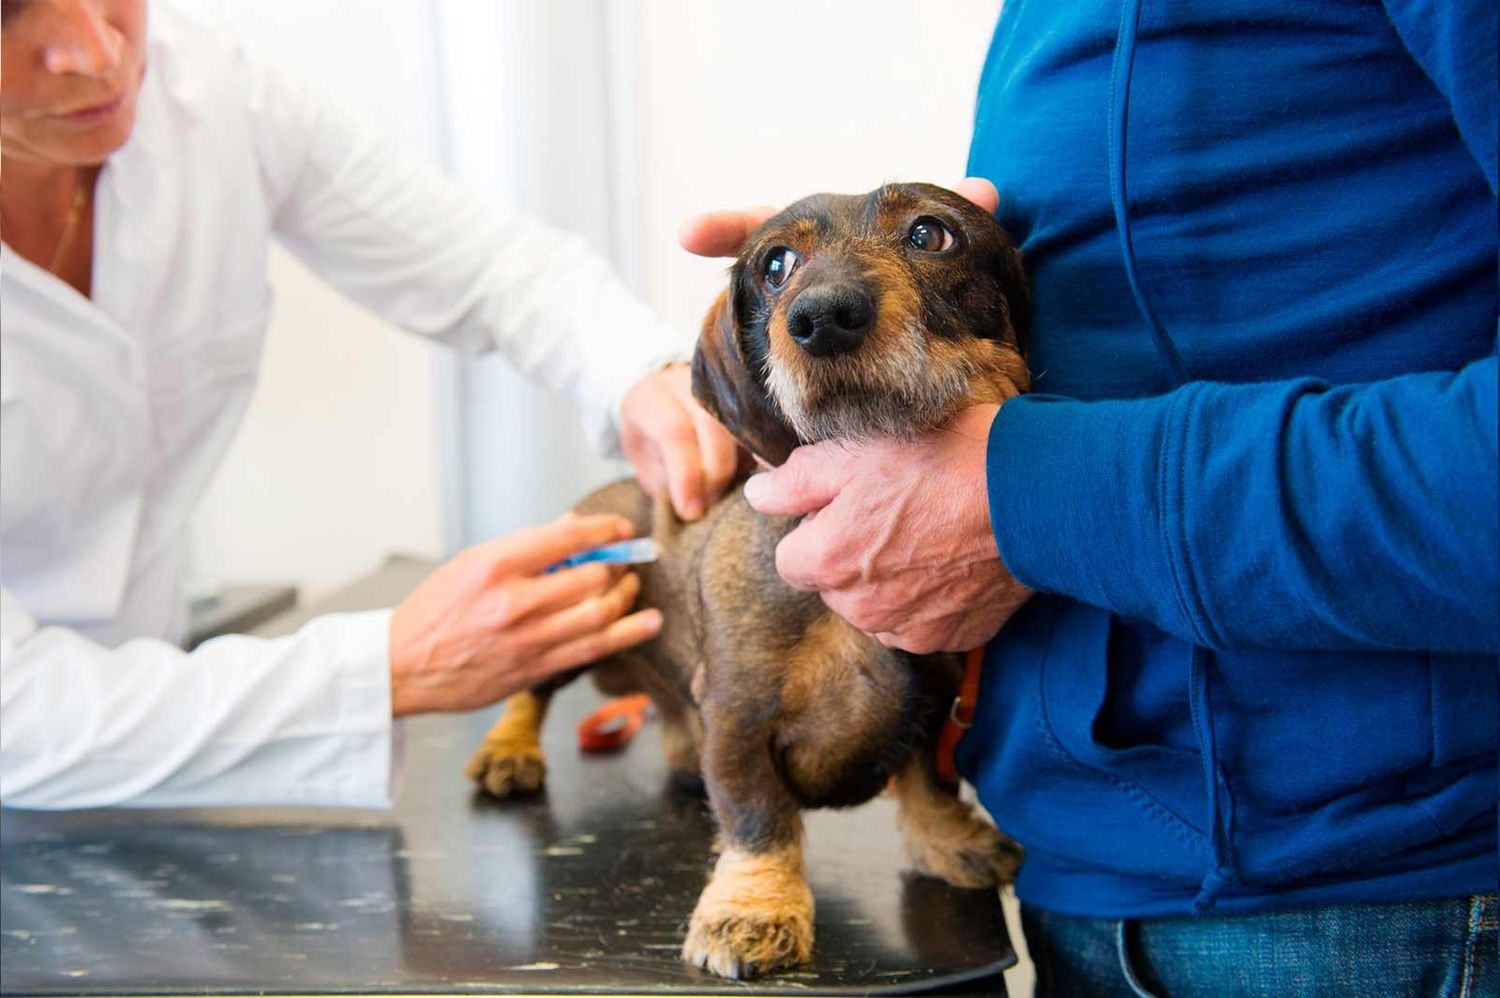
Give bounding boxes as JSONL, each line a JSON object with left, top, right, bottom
{"left": 626, "top": 0, "right": 1004, "bottom": 334}
{"left": 434, "top": 0, "right": 635, "bottom": 547}
{"left": 189, "top": 0, "right": 1004, "bottom": 599}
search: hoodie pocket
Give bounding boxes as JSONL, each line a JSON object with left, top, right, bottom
{"left": 1035, "top": 607, "right": 1212, "bottom": 874}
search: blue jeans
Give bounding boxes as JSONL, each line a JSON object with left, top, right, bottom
{"left": 1021, "top": 895, "right": 1497, "bottom": 997}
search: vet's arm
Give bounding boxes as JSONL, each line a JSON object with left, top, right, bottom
{"left": 0, "top": 516, "right": 662, "bottom": 809}
{"left": 240, "top": 45, "right": 741, "bottom": 518}
{"left": 0, "top": 585, "right": 396, "bottom": 810}
{"left": 240, "top": 45, "right": 687, "bottom": 457}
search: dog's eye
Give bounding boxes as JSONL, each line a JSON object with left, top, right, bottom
{"left": 763, "top": 247, "right": 800, "bottom": 289}
{"left": 907, "top": 218, "right": 957, "bottom": 253}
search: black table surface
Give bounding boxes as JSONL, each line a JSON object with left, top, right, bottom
{"left": 1, "top": 557, "right": 1013, "bottom": 996}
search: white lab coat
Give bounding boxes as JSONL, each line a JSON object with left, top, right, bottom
{"left": 0, "top": 6, "right": 689, "bottom": 810}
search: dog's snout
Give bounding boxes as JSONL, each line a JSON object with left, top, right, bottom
{"left": 786, "top": 284, "right": 875, "bottom": 358}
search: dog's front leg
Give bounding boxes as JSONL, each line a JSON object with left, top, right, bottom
{"left": 464, "top": 688, "right": 553, "bottom": 798}
{"left": 682, "top": 707, "right": 814, "bottom": 979}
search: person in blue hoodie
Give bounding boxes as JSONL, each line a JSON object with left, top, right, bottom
{"left": 684, "top": 0, "right": 1496, "bottom": 993}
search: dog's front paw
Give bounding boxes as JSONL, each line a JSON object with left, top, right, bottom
{"left": 684, "top": 906, "right": 813, "bottom": 980}
{"left": 904, "top": 813, "right": 1022, "bottom": 889}
{"left": 464, "top": 740, "right": 547, "bottom": 798}
{"left": 682, "top": 848, "right": 814, "bottom": 979}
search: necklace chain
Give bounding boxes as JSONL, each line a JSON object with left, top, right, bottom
{"left": 46, "top": 173, "right": 90, "bottom": 275}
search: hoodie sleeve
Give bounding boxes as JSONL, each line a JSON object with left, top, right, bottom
{"left": 987, "top": 346, "right": 1499, "bottom": 654}
{"left": 986, "top": 0, "right": 1497, "bottom": 656}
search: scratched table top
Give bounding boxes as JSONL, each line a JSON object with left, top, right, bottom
{"left": 0, "top": 557, "right": 1012, "bottom": 996}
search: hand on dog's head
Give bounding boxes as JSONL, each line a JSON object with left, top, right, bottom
{"left": 691, "top": 183, "right": 1029, "bottom": 466}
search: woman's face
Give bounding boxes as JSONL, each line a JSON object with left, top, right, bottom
{"left": 1, "top": 0, "right": 147, "bottom": 169}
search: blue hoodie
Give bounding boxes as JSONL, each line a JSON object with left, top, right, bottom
{"left": 957, "top": 0, "right": 1497, "bottom": 916}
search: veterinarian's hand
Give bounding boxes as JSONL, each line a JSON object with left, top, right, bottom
{"left": 620, "top": 364, "right": 743, "bottom": 521}
{"left": 678, "top": 178, "right": 1001, "bottom": 258}
{"left": 742, "top": 404, "right": 1032, "bottom": 654}
{"left": 388, "top": 514, "right": 663, "bottom": 716}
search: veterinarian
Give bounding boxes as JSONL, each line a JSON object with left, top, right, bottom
{"left": 0, "top": 0, "right": 740, "bottom": 809}
{"left": 683, "top": 1, "right": 1497, "bottom": 993}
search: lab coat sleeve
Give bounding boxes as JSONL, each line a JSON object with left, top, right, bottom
{"left": 243, "top": 49, "right": 690, "bottom": 456}
{"left": 0, "top": 587, "right": 399, "bottom": 810}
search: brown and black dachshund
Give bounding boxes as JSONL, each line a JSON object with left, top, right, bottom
{"left": 465, "top": 183, "right": 1030, "bottom": 979}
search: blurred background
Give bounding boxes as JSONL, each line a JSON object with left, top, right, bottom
{"left": 186, "top": 0, "right": 1004, "bottom": 598}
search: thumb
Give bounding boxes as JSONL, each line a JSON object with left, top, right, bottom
{"left": 678, "top": 206, "right": 778, "bottom": 258}
{"left": 951, "top": 177, "right": 999, "bottom": 214}
{"left": 742, "top": 443, "right": 852, "bottom": 516}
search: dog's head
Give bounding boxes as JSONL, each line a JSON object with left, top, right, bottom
{"left": 691, "top": 183, "right": 1029, "bottom": 466}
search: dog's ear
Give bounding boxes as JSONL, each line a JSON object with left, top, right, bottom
{"left": 691, "top": 287, "right": 799, "bottom": 467}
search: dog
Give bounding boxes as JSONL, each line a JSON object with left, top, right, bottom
{"left": 464, "top": 183, "right": 1031, "bottom": 980}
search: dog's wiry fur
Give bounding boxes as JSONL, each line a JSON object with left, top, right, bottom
{"left": 682, "top": 845, "right": 814, "bottom": 980}
{"left": 465, "top": 183, "right": 1029, "bottom": 979}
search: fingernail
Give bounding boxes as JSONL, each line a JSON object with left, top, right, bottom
{"left": 641, "top": 608, "right": 663, "bottom": 632}
{"left": 743, "top": 474, "right": 768, "bottom": 506}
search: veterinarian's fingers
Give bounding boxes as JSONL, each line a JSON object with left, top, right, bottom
{"left": 481, "top": 514, "right": 636, "bottom": 578}
{"left": 651, "top": 399, "right": 708, "bottom": 521}
{"left": 631, "top": 455, "right": 667, "bottom": 500}
{"left": 530, "top": 607, "right": 664, "bottom": 679}
{"left": 622, "top": 369, "right": 708, "bottom": 519}
{"left": 678, "top": 206, "right": 779, "bottom": 257}
{"left": 523, "top": 571, "right": 642, "bottom": 650}
{"left": 741, "top": 443, "right": 849, "bottom": 516}
{"left": 654, "top": 365, "right": 729, "bottom": 519}
{"left": 506, "top": 561, "right": 618, "bottom": 622}
{"left": 951, "top": 177, "right": 1000, "bottom": 214}
{"left": 692, "top": 405, "right": 741, "bottom": 507}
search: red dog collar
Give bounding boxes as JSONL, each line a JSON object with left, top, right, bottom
{"left": 935, "top": 646, "right": 985, "bottom": 787}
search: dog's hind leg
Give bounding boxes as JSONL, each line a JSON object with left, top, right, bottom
{"left": 657, "top": 702, "right": 703, "bottom": 791}
{"left": 682, "top": 708, "right": 814, "bottom": 979}
{"left": 891, "top": 755, "right": 1023, "bottom": 888}
{"left": 592, "top": 650, "right": 702, "bottom": 789}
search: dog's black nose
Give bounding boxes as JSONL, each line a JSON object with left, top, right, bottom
{"left": 786, "top": 284, "right": 875, "bottom": 358}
